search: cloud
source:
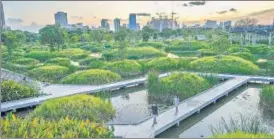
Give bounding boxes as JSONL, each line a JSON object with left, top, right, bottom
{"left": 136, "top": 13, "right": 151, "bottom": 16}
{"left": 182, "top": 3, "right": 188, "bottom": 7}
{"left": 189, "top": 1, "right": 206, "bottom": 6}
{"left": 246, "top": 8, "right": 274, "bottom": 17}
{"left": 6, "top": 18, "right": 24, "bottom": 24}
{"left": 229, "top": 8, "right": 237, "bottom": 12}
{"left": 216, "top": 11, "right": 227, "bottom": 14}
{"left": 70, "top": 16, "right": 83, "bottom": 20}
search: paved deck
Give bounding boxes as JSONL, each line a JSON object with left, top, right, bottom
{"left": 113, "top": 76, "right": 250, "bottom": 138}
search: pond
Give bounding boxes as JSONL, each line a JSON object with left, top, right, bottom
{"left": 157, "top": 84, "right": 274, "bottom": 138}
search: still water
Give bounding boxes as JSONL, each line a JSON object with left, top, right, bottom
{"left": 157, "top": 84, "right": 274, "bottom": 138}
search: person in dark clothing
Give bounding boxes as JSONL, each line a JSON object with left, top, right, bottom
{"left": 151, "top": 104, "right": 158, "bottom": 126}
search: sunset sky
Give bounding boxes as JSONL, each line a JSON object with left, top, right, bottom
{"left": 3, "top": 1, "right": 274, "bottom": 32}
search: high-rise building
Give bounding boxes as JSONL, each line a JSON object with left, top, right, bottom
{"left": 203, "top": 20, "right": 217, "bottom": 29}
{"left": 101, "top": 19, "right": 110, "bottom": 30}
{"left": 0, "top": 1, "right": 5, "bottom": 28}
{"left": 136, "top": 23, "right": 140, "bottom": 31}
{"left": 54, "top": 12, "right": 68, "bottom": 26}
{"left": 114, "top": 18, "right": 120, "bottom": 32}
{"left": 129, "top": 13, "right": 137, "bottom": 31}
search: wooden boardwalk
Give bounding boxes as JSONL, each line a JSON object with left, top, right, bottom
{"left": 113, "top": 77, "right": 250, "bottom": 138}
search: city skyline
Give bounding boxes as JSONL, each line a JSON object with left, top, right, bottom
{"left": 2, "top": 1, "right": 274, "bottom": 32}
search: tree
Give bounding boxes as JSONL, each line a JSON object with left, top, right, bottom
{"left": 1, "top": 31, "right": 19, "bottom": 59}
{"left": 142, "top": 32, "right": 150, "bottom": 42}
{"left": 211, "top": 37, "right": 231, "bottom": 56}
{"left": 39, "top": 25, "right": 67, "bottom": 51}
{"left": 153, "top": 33, "right": 158, "bottom": 40}
{"left": 104, "top": 33, "right": 113, "bottom": 42}
{"left": 70, "top": 34, "right": 80, "bottom": 43}
{"left": 160, "top": 28, "right": 173, "bottom": 38}
{"left": 90, "top": 30, "right": 105, "bottom": 43}
{"left": 114, "top": 27, "right": 128, "bottom": 42}
{"left": 81, "top": 33, "right": 91, "bottom": 42}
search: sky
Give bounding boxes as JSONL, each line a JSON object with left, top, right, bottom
{"left": 2, "top": 1, "right": 274, "bottom": 33}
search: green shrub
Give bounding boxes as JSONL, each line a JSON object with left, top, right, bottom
{"left": 212, "top": 131, "right": 274, "bottom": 138}
{"left": 169, "top": 51, "right": 198, "bottom": 57}
{"left": 178, "top": 57, "right": 198, "bottom": 70}
{"left": 80, "top": 43, "right": 104, "bottom": 52}
{"left": 191, "top": 56, "right": 259, "bottom": 75}
{"left": 260, "top": 85, "right": 274, "bottom": 115}
{"left": 105, "top": 60, "right": 142, "bottom": 76}
{"left": 198, "top": 49, "right": 217, "bottom": 57}
{"left": 144, "top": 57, "right": 179, "bottom": 72}
{"left": 28, "top": 95, "right": 115, "bottom": 122}
{"left": 12, "top": 58, "right": 40, "bottom": 66}
{"left": 2, "top": 63, "right": 37, "bottom": 73}
{"left": 56, "top": 48, "right": 88, "bottom": 60}
{"left": 28, "top": 65, "right": 70, "bottom": 82}
{"left": 61, "top": 69, "right": 121, "bottom": 85}
{"left": 231, "top": 52, "right": 255, "bottom": 62}
{"left": 25, "top": 51, "right": 56, "bottom": 61}
{"left": 246, "top": 45, "right": 271, "bottom": 55}
{"left": 45, "top": 57, "right": 71, "bottom": 67}
{"left": 136, "top": 42, "right": 167, "bottom": 49}
{"left": 1, "top": 115, "right": 114, "bottom": 138}
{"left": 228, "top": 46, "right": 250, "bottom": 53}
{"left": 1, "top": 80, "right": 39, "bottom": 102}
{"left": 102, "top": 47, "right": 166, "bottom": 60}
{"left": 79, "top": 57, "right": 105, "bottom": 69}
{"left": 165, "top": 41, "right": 209, "bottom": 52}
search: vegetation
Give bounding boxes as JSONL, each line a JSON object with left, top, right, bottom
{"left": 136, "top": 42, "right": 167, "bottom": 49}
{"left": 105, "top": 60, "right": 142, "bottom": 76}
{"left": 45, "top": 57, "right": 71, "bottom": 67}
{"left": 79, "top": 57, "right": 105, "bottom": 69}
{"left": 260, "top": 85, "right": 274, "bottom": 116}
{"left": 28, "top": 95, "right": 115, "bottom": 122}
{"left": 12, "top": 58, "right": 40, "bottom": 66}
{"left": 56, "top": 48, "right": 88, "bottom": 60}
{"left": 25, "top": 51, "right": 56, "bottom": 61}
{"left": 28, "top": 65, "right": 69, "bottom": 82}
{"left": 144, "top": 57, "right": 179, "bottom": 72}
{"left": 1, "top": 114, "right": 114, "bottom": 138}
{"left": 231, "top": 52, "right": 255, "bottom": 62}
{"left": 1, "top": 80, "right": 39, "bottom": 102}
{"left": 212, "top": 131, "right": 274, "bottom": 138}
{"left": 191, "top": 56, "right": 259, "bottom": 74}
{"left": 61, "top": 69, "right": 121, "bottom": 85}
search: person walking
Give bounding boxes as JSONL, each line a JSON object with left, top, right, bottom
{"left": 151, "top": 104, "right": 158, "bottom": 127}
{"left": 174, "top": 95, "right": 179, "bottom": 115}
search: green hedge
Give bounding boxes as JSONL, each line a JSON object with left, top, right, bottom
{"left": 212, "top": 131, "right": 274, "bottom": 138}
{"left": 1, "top": 80, "right": 39, "bottom": 102}
{"left": 61, "top": 69, "right": 121, "bottom": 85}
{"left": 28, "top": 65, "right": 70, "bottom": 82}
{"left": 28, "top": 94, "right": 115, "bottom": 122}
{"left": 45, "top": 57, "right": 71, "bottom": 67}
{"left": 102, "top": 47, "right": 166, "bottom": 60}
{"left": 105, "top": 60, "right": 142, "bottom": 76}
{"left": 56, "top": 48, "right": 88, "bottom": 60}
{"left": 231, "top": 52, "right": 255, "bottom": 62}
{"left": 144, "top": 57, "right": 179, "bottom": 72}
{"left": 1, "top": 115, "right": 114, "bottom": 138}
{"left": 191, "top": 56, "right": 259, "bottom": 75}
{"left": 25, "top": 51, "right": 56, "bottom": 61}
{"left": 136, "top": 42, "right": 167, "bottom": 49}
{"left": 12, "top": 58, "right": 40, "bottom": 66}
{"left": 79, "top": 57, "right": 105, "bottom": 69}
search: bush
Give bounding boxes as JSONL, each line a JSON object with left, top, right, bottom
{"left": 228, "top": 46, "right": 250, "bottom": 53}
{"left": 144, "top": 57, "right": 179, "bottom": 72}
{"left": 79, "top": 57, "right": 105, "bottom": 69}
{"left": 25, "top": 51, "right": 56, "bottom": 61}
{"left": 45, "top": 57, "right": 71, "bottom": 67}
{"left": 212, "top": 131, "right": 274, "bottom": 138}
{"left": 246, "top": 45, "right": 271, "bottom": 55}
{"left": 260, "top": 85, "right": 274, "bottom": 115}
{"left": 102, "top": 47, "right": 166, "bottom": 60}
{"left": 1, "top": 115, "right": 114, "bottom": 138}
{"left": 80, "top": 43, "right": 104, "bottom": 52}
{"left": 191, "top": 56, "right": 259, "bottom": 75}
{"left": 61, "top": 69, "right": 121, "bottom": 85}
{"left": 12, "top": 58, "right": 40, "bottom": 66}
{"left": 28, "top": 65, "right": 70, "bottom": 82}
{"left": 198, "top": 49, "right": 217, "bottom": 57}
{"left": 105, "top": 60, "right": 142, "bottom": 76}
{"left": 231, "top": 52, "right": 255, "bottom": 62}
{"left": 178, "top": 57, "right": 198, "bottom": 70}
{"left": 28, "top": 95, "right": 115, "bottom": 122}
{"left": 56, "top": 48, "right": 88, "bottom": 60}
{"left": 169, "top": 51, "right": 198, "bottom": 57}
{"left": 136, "top": 42, "right": 167, "bottom": 49}
{"left": 165, "top": 41, "right": 209, "bottom": 52}
{"left": 1, "top": 80, "right": 39, "bottom": 102}
{"left": 2, "top": 63, "right": 37, "bottom": 73}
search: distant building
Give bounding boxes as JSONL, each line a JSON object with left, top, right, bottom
{"left": 54, "top": 12, "right": 68, "bottom": 26}
{"left": 114, "top": 18, "right": 120, "bottom": 32}
{"left": 129, "top": 13, "right": 137, "bottom": 31}
{"left": 101, "top": 19, "right": 110, "bottom": 30}
{"left": 64, "top": 23, "right": 89, "bottom": 31}
{"left": 204, "top": 20, "right": 217, "bottom": 29}
{"left": 0, "top": 1, "right": 5, "bottom": 28}
{"left": 136, "top": 23, "right": 141, "bottom": 31}
{"left": 122, "top": 24, "right": 127, "bottom": 28}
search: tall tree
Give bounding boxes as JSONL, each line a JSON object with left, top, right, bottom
{"left": 39, "top": 25, "right": 67, "bottom": 51}
{"left": 211, "top": 37, "right": 231, "bottom": 56}
{"left": 1, "top": 31, "right": 19, "bottom": 60}
{"left": 90, "top": 30, "right": 105, "bottom": 43}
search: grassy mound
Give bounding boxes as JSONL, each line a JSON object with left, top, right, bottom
{"left": 45, "top": 57, "right": 71, "bottom": 67}
{"left": 56, "top": 48, "right": 88, "bottom": 60}
{"left": 106, "top": 60, "right": 142, "bottom": 76}
{"left": 25, "top": 51, "right": 56, "bottom": 61}
{"left": 28, "top": 65, "right": 69, "bottom": 82}
{"left": 1, "top": 114, "right": 114, "bottom": 138}
{"left": 191, "top": 56, "right": 259, "bottom": 74}
{"left": 1, "top": 80, "right": 39, "bottom": 102}
{"left": 231, "top": 52, "right": 255, "bottom": 62}
{"left": 61, "top": 69, "right": 121, "bottom": 85}
{"left": 12, "top": 58, "right": 40, "bottom": 66}
{"left": 144, "top": 57, "right": 179, "bottom": 72}
{"left": 28, "top": 95, "right": 115, "bottom": 122}
{"left": 79, "top": 57, "right": 105, "bottom": 69}
{"left": 136, "top": 42, "right": 167, "bottom": 49}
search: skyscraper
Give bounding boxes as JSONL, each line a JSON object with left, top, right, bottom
{"left": 101, "top": 19, "right": 110, "bottom": 30}
{"left": 0, "top": 0, "right": 5, "bottom": 28}
{"left": 129, "top": 13, "right": 137, "bottom": 31}
{"left": 114, "top": 18, "right": 120, "bottom": 32}
{"left": 54, "top": 12, "right": 68, "bottom": 26}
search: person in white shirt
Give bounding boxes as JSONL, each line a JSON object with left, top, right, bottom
{"left": 174, "top": 95, "right": 180, "bottom": 115}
